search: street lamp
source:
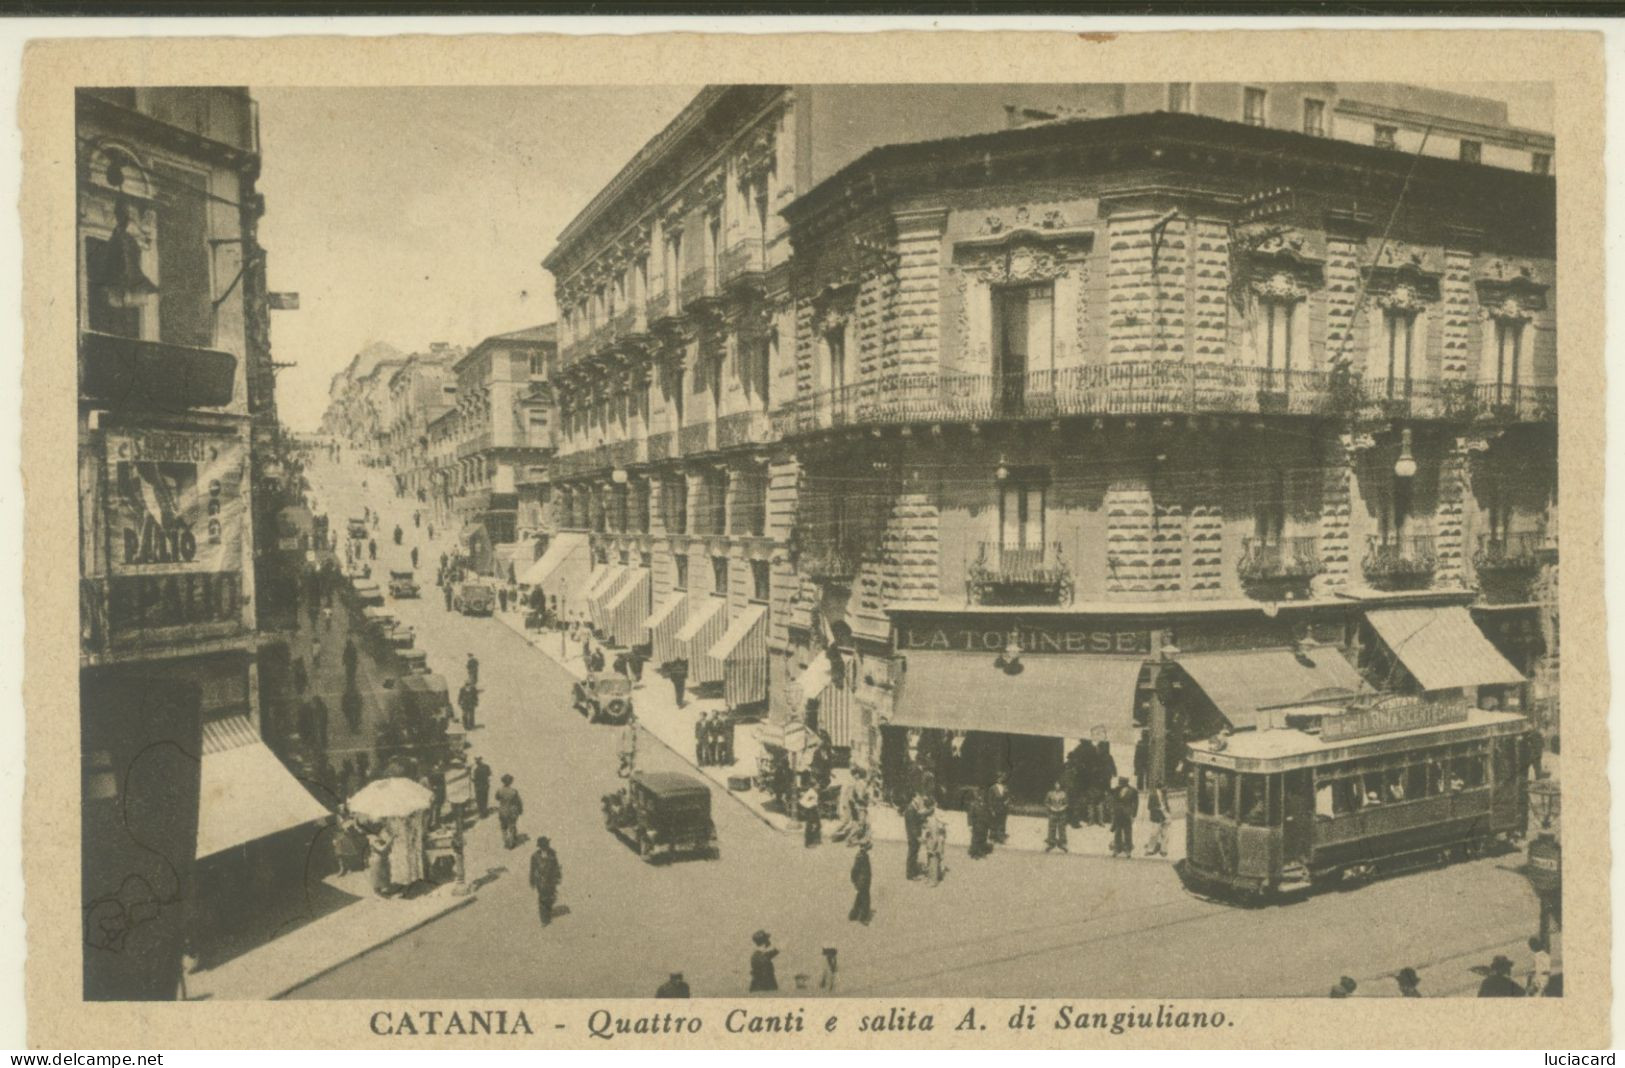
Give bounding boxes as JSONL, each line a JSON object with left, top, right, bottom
{"left": 1393, "top": 427, "right": 1418, "bottom": 479}
{"left": 1526, "top": 776, "right": 1562, "bottom": 948}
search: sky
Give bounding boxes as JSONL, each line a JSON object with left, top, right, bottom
{"left": 256, "top": 82, "right": 1552, "bottom": 432}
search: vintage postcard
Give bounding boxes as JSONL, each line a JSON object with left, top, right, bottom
{"left": 19, "top": 26, "right": 1609, "bottom": 1049}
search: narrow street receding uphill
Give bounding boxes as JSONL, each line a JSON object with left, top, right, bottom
{"left": 293, "top": 454, "right": 1545, "bottom": 1001}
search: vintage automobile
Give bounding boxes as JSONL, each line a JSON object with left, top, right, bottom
{"left": 601, "top": 771, "right": 717, "bottom": 863}
{"left": 347, "top": 517, "right": 369, "bottom": 541}
{"left": 571, "top": 671, "right": 634, "bottom": 725}
{"left": 453, "top": 581, "right": 497, "bottom": 617}
{"left": 388, "top": 569, "right": 420, "bottom": 599}
{"left": 354, "top": 582, "right": 385, "bottom": 607}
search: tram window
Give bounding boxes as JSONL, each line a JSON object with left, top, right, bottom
{"left": 1241, "top": 775, "right": 1268, "bottom": 826}
{"left": 1404, "top": 763, "right": 1427, "bottom": 800}
{"left": 1268, "top": 775, "right": 1283, "bottom": 825}
{"left": 1427, "top": 762, "right": 1445, "bottom": 796}
{"left": 1315, "top": 781, "right": 1336, "bottom": 818}
{"left": 1333, "top": 778, "right": 1364, "bottom": 815}
{"left": 1197, "top": 768, "right": 1217, "bottom": 816}
{"left": 1215, "top": 770, "right": 1237, "bottom": 819}
{"left": 1455, "top": 754, "right": 1487, "bottom": 789}
{"left": 1363, "top": 774, "right": 1385, "bottom": 805}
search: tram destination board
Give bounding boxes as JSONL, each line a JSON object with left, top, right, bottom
{"left": 1320, "top": 695, "right": 1471, "bottom": 743}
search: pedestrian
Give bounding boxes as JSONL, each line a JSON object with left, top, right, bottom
{"left": 720, "top": 713, "right": 735, "bottom": 765}
{"left": 849, "top": 840, "right": 873, "bottom": 925}
{"left": 800, "top": 779, "right": 822, "bottom": 848}
{"left": 366, "top": 829, "right": 393, "bottom": 897}
{"left": 1395, "top": 967, "right": 1422, "bottom": 997}
{"left": 393, "top": 524, "right": 402, "bottom": 546}
{"left": 1329, "top": 976, "right": 1358, "bottom": 998}
{"left": 496, "top": 774, "right": 523, "bottom": 850}
{"left": 1093, "top": 742, "right": 1118, "bottom": 826}
{"left": 985, "top": 773, "right": 1010, "bottom": 845}
{"left": 668, "top": 657, "right": 689, "bottom": 708}
{"left": 332, "top": 815, "right": 364, "bottom": 875}
{"left": 749, "top": 930, "right": 779, "bottom": 992}
{"left": 466, "top": 652, "right": 479, "bottom": 686}
{"left": 1044, "top": 779, "right": 1069, "bottom": 853}
{"left": 1110, "top": 776, "right": 1140, "bottom": 857}
{"left": 343, "top": 639, "right": 359, "bottom": 686}
{"left": 922, "top": 810, "right": 947, "bottom": 886}
{"left": 368, "top": 538, "right": 377, "bottom": 562}
{"left": 819, "top": 948, "right": 839, "bottom": 993}
{"left": 414, "top": 511, "right": 421, "bottom": 529}
{"left": 1527, "top": 936, "right": 1552, "bottom": 996}
{"left": 309, "top": 694, "right": 330, "bottom": 751}
{"left": 1133, "top": 731, "right": 1150, "bottom": 791}
{"left": 472, "top": 755, "right": 492, "bottom": 818}
{"left": 1478, "top": 956, "right": 1525, "bottom": 997}
{"left": 428, "top": 521, "right": 435, "bottom": 541}
{"left": 904, "top": 790, "right": 933, "bottom": 879}
{"left": 694, "top": 711, "right": 709, "bottom": 767}
{"left": 1144, "top": 782, "right": 1170, "bottom": 857}
{"left": 1065, "top": 741, "right": 1091, "bottom": 828}
{"left": 656, "top": 972, "right": 690, "bottom": 998}
{"left": 966, "top": 787, "right": 991, "bottom": 859}
{"left": 459, "top": 680, "right": 479, "bottom": 731}
{"left": 341, "top": 683, "right": 362, "bottom": 733}
{"left": 529, "top": 836, "right": 562, "bottom": 926}
{"left": 832, "top": 770, "right": 862, "bottom": 842}
{"left": 444, "top": 582, "right": 454, "bottom": 611}
{"left": 498, "top": 586, "right": 509, "bottom": 613}
{"left": 618, "top": 716, "right": 639, "bottom": 778}
{"left": 411, "top": 546, "right": 419, "bottom": 570}
{"left": 292, "top": 656, "right": 309, "bottom": 696}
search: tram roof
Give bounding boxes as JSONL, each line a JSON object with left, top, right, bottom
{"left": 1185, "top": 708, "right": 1530, "bottom": 772}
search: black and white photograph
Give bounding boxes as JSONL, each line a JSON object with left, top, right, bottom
{"left": 24, "top": 25, "right": 1611, "bottom": 1051}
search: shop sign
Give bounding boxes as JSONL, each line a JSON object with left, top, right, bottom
{"left": 103, "top": 430, "right": 245, "bottom": 575}
{"left": 1321, "top": 694, "right": 1470, "bottom": 742}
{"left": 107, "top": 571, "right": 243, "bottom": 637}
{"left": 897, "top": 620, "right": 1150, "bottom": 655}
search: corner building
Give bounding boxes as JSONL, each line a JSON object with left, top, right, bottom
{"left": 542, "top": 85, "right": 1558, "bottom": 810}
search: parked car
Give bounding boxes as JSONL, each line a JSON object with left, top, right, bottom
{"left": 602, "top": 771, "right": 717, "bottom": 863}
{"left": 453, "top": 581, "right": 496, "bottom": 616}
{"left": 388, "top": 569, "right": 420, "bottom": 599}
{"left": 571, "top": 671, "right": 634, "bottom": 725}
{"left": 347, "top": 517, "right": 368, "bottom": 541}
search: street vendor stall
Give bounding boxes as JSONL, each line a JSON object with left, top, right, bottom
{"left": 348, "top": 777, "right": 433, "bottom": 890}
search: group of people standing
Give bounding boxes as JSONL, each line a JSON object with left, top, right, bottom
{"left": 693, "top": 710, "right": 736, "bottom": 767}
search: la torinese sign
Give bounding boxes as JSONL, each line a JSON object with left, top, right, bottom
{"left": 104, "top": 429, "right": 245, "bottom": 575}
{"left": 896, "top": 615, "right": 1152, "bottom": 656}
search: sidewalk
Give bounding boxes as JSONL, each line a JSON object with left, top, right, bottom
{"left": 186, "top": 873, "right": 476, "bottom": 1001}
{"left": 494, "top": 609, "right": 1183, "bottom": 863}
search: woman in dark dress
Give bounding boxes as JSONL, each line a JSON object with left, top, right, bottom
{"left": 749, "top": 930, "right": 779, "bottom": 992}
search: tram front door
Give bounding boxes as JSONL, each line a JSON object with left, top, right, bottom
{"left": 1282, "top": 769, "right": 1315, "bottom": 867}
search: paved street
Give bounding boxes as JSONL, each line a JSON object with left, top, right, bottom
{"left": 279, "top": 453, "right": 1556, "bottom": 1001}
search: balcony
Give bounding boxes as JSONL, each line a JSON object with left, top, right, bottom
{"left": 679, "top": 421, "right": 713, "bottom": 455}
{"left": 680, "top": 265, "right": 721, "bottom": 313}
{"left": 612, "top": 306, "right": 645, "bottom": 344}
{"left": 1239, "top": 535, "right": 1324, "bottom": 598}
{"left": 716, "top": 409, "right": 771, "bottom": 450}
{"left": 607, "top": 438, "right": 645, "bottom": 469}
{"left": 967, "top": 542, "right": 1074, "bottom": 606}
{"left": 1474, "top": 531, "right": 1550, "bottom": 574}
{"left": 770, "top": 363, "right": 1559, "bottom": 437}
{"left": 647, "top": 430, "right": 675, "bottom": 463}
{"left": 79, "top": 331, "right": 237, "bottom": 410}
{"left": 1362, "top": 534, "right": 1438, "bottom": 590}
{"left": 800, "top": 543, "right": 863, "bottom": 582}
{"left": 646, "top": 288, "right": 680, "bottom": 329}
{"left": 720, "top": 235, "right": 766, "bottom": 291}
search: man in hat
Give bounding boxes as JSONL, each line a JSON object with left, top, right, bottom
{"left": 343, "top": 638, "right": 359, "bottom": 688}
{"left": 749, "top": 930, "right": 779, "bottom": 992}
{"left": 1110, "top": 776, "right": 1140, "bottom": 857}
{"left": 459, "top": 679, "right": 480, "bottom": 731}
{"left": 495, "top": 774, "right": 524, "bottom": 849}
{"left": 819, "top": 948, "right": 839, "bottom": 993}
{"left": 1395, "top": 967, "right": 1422, "bottom": 997}
{"left": 1329, "top": 976, "right": 1358, "bottom": 998}
{"left": 1044, "top": 779, "right": 1070, "bottom": 853}
{"left": 848, "top": 839, "right": 873, "bottom": 925}
{"left": 694, "top": 711, "right": 710, "bottom": 767}
{"left": 668, "top": 657, "right": 690, "bottom": 709}
{"left": 1478, "top": 955, "right": 1525, "bottom": 997}
{"left": 656, "top": 972, "right": 690, "bottom": 998}
{"left": 987, "top": 772, "right": 1010, "bottom": 844}
{"left": 529, "top": 836, "right": 562, "bottom": 927}
{"left": 1527, "top": 935, "right": 1552, "bottom": 996}
{"left": 904, "top": 789, "right": 933, "bottom": 879}
{"left": 472, "top": 756, "right": 492, "bottom": 818}
{"left": 466, "top": 652, "right": 480, "bottom": 687}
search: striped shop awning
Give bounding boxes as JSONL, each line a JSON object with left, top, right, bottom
{"left": 605, "top": 568, "right": 652, "bottom": 649}
{"left": 646, "top": 592, "right": 689, "bottom": 667}
{"left": 587, "top": 565, "right": 629, "bottom": 633}
{"left": 676, "top": 595, "right": 729, "bottom": 683}
{"left": 709, "top": 604, "right": 768, "bottom": 709}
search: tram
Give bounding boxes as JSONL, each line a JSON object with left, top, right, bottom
{"left": 1181, "top": 695, "right": 1536, "bottom": 900}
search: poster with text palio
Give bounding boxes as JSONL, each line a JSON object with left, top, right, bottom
{"left": 103, "top": 429, "right": 244, "bottom": 575}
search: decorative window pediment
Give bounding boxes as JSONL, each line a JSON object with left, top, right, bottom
{"left": 1475, "top": 266, "right": 1548, "bottom": 323}
{"left": 1362, "top": 258, "right": 1441, "bottom": 313}
{"left": 1241, "top": 229, "right": 1324, "bottom": 298}
{"left": 811, "top": 283, "right": 857, "bottom": 337}
{"left": 953, "top": 225, "right": 1093, "bottom": 285}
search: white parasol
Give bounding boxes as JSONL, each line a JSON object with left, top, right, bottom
{"left": 348, "top": 777, "right": 434, "bottom": 821}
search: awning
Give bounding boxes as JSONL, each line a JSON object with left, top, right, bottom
{"left": 587, "top": 565, "right": 629, "bottom": 633}
{"left": 605, "top": 568, "right": 652, "bottom": 649}
{"left": 646, "top": 592, "right": 689, "bottom": 666}
{"left": 893, "top": 652, "right": 1145, "bottom": 743}
{"left": 521, "top": 532, "right": 589, "bottom": 586}
{"left": 709, "top": 604, "right": 769, "bottom": 708}
{"left": 676, "top": 595, "right": 730, "bottom": 683}
{"left": 1176, "top": 647, "right": 1365, "bottom": 730}
{"left": 197, "top": 715, "right": 331, "bottom": 860}
{"left": 1366, "top": 606, "right": 1528, "bottom": 692}
{"left": 792, "top": 653, "right": 833, "bottom": 708}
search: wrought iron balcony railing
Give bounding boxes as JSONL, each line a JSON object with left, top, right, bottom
{"left": 1362, "top": 534, "right": 1438, "bottom": 588}
{"left": 799, "top": 544, "right": 863, "bottom": 581}
{"left": 647, "top": 430, "right": 674, "bottom": 462}
{"left": 1238, "top": 535, "right": 1324, "bottom": 583}
{"left": 716, "top": 409, "right": 771, "bottom": 449}
{"left": 680, "top": 265, "right": 720, "bottom": 311}
{"left": 679, "top": 421, "right": 712, "bottom": 455}
{"left": 720, "top": 236, "right": 766, "bottom": 289}
{"left": 1474, "top": 531, "right": 1550, "bottom": 573}
{"left": 967, "top": 541, "right": 1074, "bottom": 606}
